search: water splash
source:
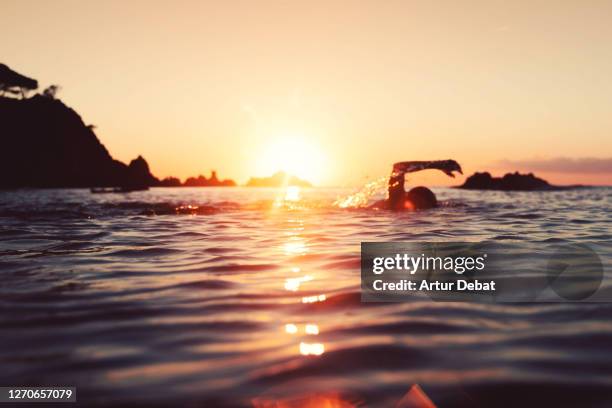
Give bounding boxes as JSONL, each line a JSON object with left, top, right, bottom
{"left": 333, "top": 176, "right": 387, "bottom": 208}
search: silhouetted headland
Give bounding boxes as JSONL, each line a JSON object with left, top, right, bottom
{"left": 0, "top": 93, "right": 158, "bottom": 189}
{"left": 246, "top": 171, "right": 312, "bottom": 187}
{"left": 0, "top": 63, "right": 236, "bottom": 190}
{"left": 458, "top": 171, "right": 572, "bottom": 190}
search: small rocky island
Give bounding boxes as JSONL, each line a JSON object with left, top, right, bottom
{"left": 160, "top": 171, "right": 235, "bottom": 187}
{"left": 246, "top": 171, "right": 312, "bottom": 187}
{"left": 458, "top": 171, "right": 556, "bottom": 191}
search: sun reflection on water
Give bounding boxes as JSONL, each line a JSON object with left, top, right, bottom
{"left": 284, "top": 275, "right": 313, "bottom": 291}
{"left": 283, "top": 239, "right": 307, "bottom": 256}
{"left": 277, "top": 207, "right": 327, "bottom": 357}
{"left": 284, "top": 323, "right": 320, "bottom": 336}
{"left": 299, "top": 342, "right": 325, "bottom": 356}
{"left": 284, "top": 323, "right": 298, "bottom": 334}
{"left": 252, "top": 392, "right": 357, "bottom": 408}
{"left": 302, "top": 294, "right": 326, "bottom": 304}
{"left": 284, "top": 186, "right": 301, "bottom": 202}
{"left": 273, "top": 185, "right": 305, "bottom": 209}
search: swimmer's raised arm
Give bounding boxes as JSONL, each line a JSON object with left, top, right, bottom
{"left": 392, "top": 160, "right": 463, "bottom": 178}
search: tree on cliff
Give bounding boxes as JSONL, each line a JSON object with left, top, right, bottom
{"left": 0, "top": 64, "right": 38, "bottom": 98}
{"left": 42, "top": 85, "right": 61, "bottom": 99}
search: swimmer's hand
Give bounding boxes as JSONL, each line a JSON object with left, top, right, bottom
{"left": 437, "top": 160, "right": 463, "bottom": 178}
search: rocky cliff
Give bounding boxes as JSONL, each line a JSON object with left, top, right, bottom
{"left": 0, "top": 95, "right": 158, "bottom": 188}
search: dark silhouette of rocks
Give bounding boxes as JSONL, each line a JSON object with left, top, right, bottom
{"left": 156, "top": 172, "right": 236, "bottom": 187}
{"left": 246, "top": 171, "right": 312, "bottom": 187}
{"left": 159, "top": 177, "right": 182, "bottom": 187}
{"left": 125, "top": 156, "right": 159, "bottom": 190}
{"left": 0, "top": 63, "right": 240, "bottom": 190}
{"left": 182, "top": 171, "right": 236, "bottom": 187}
{"left": 459, "top": 171, "right": 555, "bottom": 190}
{"left": 0, "top": 93, "right": 158, "bottom": 188}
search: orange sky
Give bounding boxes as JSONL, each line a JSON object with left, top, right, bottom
{"left": 2, "top": 0, "right": 611, "bottom": 186}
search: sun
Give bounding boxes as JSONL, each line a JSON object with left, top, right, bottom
{"left": 258, "top": 133, "right": 326, "bottom": 185}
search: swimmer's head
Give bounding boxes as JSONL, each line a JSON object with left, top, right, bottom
{"left": 406, "top": 186, "right": 437, "bottom": 210}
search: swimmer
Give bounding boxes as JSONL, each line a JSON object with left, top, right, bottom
{"left": 372, "top": 160, "right": 462, "bottom": 210}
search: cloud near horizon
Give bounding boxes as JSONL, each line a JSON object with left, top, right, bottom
{"left": 494, "top": 157, "right": 612, "bottom": 174}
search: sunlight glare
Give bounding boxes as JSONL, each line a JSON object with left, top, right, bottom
{"left": 284, "top": 275, "right": 313, "bottom": 291}
{"left": 302, "top": 294, "right": 326, "bottom": 304}
{"left": 258, "top": 133, "right": 326, "bottom": 184}
{"left": 299, "top": 342, "right": 325, "bottom": 356}
{"left": 284, "top": 186, "right": 301, "bottom": 201}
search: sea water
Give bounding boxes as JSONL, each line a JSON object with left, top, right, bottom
{"left": 0, "top": 186, "right": 610, "bottom": 407}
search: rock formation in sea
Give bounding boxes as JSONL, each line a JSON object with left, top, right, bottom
{"left": 158, "top": 177, "right": 183, "bottom": 187}
{"left": 182, "top": 171, "right": 236, "bottom": 187}
{"left": 458, "top": 171, "right": 554, "bottom": 190}
{"left": 125, "top": 156, "right": 160, "bottom": 189}
{"left": 246, "top": 171, "right": 312, "bottom": 187}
